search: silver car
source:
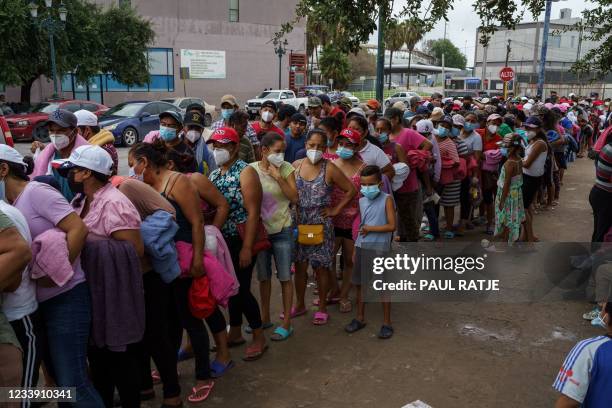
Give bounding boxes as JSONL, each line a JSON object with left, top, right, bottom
{"left": 383, "top": 91, "right": 421, "bottom": 109}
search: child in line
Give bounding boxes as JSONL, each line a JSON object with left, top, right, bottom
{"left": 494, "top": 134, "right": 526, "bottom": 245}
{"left": 345, "top": 165, "right": 397, "bottom": 339}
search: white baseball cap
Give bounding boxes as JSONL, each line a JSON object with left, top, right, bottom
{"left": 52, "top": 145, "right": 113, "bottom": 176}
{"left": 416, "top": 119, "right": 434, "bottom": 134}
{"left": 74, "top": 109, "right": 99, "bottom": 127}
{"left": 0, "top": 145, "right": 27, "bottom": 168}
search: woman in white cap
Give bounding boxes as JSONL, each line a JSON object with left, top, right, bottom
{"left": 1, "top": 145, "right": 103, "bottom": 405}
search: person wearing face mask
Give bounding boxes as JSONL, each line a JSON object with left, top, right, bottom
{"left": 476, "top": 113, "right": 503, "bottom": 235}
{"left": 251, "top": 100, "right": 284, "bottom": 141}
{"left": 207, "top": 127, "right": 268, "bottom": 361}
{"left": 284, "top": 113, "right": 308, "bottom": 164}
{"left": 437, "top": 116, "right": 461, "bottom": 238}
{"left": 375, "top": 118, "right": 408, "bottom": 165}
{"left": 455, "top": 113, "right": 483, "bottom": 234}
{"left": 292, "top": 129, "right": 356, "bottom": 326}
{"left": 320, "top": 116, "right": 342, "bottom": 159}
{"left": 181, "top": 110, "right": 214, "bottom": 175}
{"left": 328, "top": 128, "right": 367, "bottom": 313}
{"left": 553, "top": 301, "right": 612, "bottom": 408}
{"left": 155, "top": 111, "right": 198, "bottom": 172}
{"left": 306, "top": 97, "right": 323, "bottom": 130}
{"left": 589, "top": 138, "right": 612, "bottom": 243}
{"left": 212, "top": 95, "right": 260, "bottom": 149}
{"left": 462, "top": 95, "right": 475, "bottom": 112}
{"left": 227, "top": 110, "right": 257, "bottom": 164}
{"left": 249, "top": 132, "right": 298, "bottom": 341}
{"left": 3, "top": 145, "right": 103, "bottom": 406}
{"left": 521, "top": 116, "right": 548, "bottom": 242}
{"left": 52, "top": 145, "right": 145, "bottom": 408}
{"left": 31, "top": 109, "right": 89, "bottom": 201}
{"left": 346, "top": 115, "right": 395, "bottom": 180}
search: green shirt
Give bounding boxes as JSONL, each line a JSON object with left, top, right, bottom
{"left": 0, "top": 210, "right": 21, "bottom": 349}
{"left": 250, "top": 161, "right": 295, "bottom": 234}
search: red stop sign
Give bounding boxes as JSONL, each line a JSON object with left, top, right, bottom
{"left": 499, "top": 67, "right": 514, "bottom": 82}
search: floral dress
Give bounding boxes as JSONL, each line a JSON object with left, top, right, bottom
{"left": 209, "top": 159, "right": 248, "bottom": 238}
{"left": 494, "top": 160, "right": 526, "bottom": 243}
{"left": 295, "top": 159, "right": 334, "bottom": 269}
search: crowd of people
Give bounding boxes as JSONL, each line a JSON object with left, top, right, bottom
{"left": 0, "top": 89, "right": 611, "bottom": 407}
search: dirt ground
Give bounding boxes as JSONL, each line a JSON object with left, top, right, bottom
{"left": 149, "top": 157, "right": 600, "bottom": 408}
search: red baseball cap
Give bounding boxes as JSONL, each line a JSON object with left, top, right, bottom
{"left": 206, "top": 127, "right": 239, "bottom": 144}
{"left": 338, "top": 128, "right": 361, "bottom": 144}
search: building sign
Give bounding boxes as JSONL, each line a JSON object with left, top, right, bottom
{"left": 180, "top": 49, "right": 226, "bottom": 79}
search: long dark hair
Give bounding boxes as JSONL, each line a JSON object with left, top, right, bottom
{"left": 130, "top": 140, "right": 168, "bottom": 169}
{"left": 0, "top": 156, "right": 34, "bottom": 181}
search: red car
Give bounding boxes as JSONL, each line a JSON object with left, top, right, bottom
{"left": 5, "top": 99, "right": 108, "bottom": 142}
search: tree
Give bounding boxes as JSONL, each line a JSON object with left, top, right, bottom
{"left": 427, "top": 38, "right": 467, "bottom": 69}
{"left": 385, "top": 20, "right": 405, "bottom": 89}
{"left": 404, "top": 17, "right": 425, "bottom": 87}
{"left": 277, "top": 0, "right": 611, "bottom": 78}
{"left": 319, "top": 45, "right": 351, "bottom": 89}
{"left": 0, "top": 0, "right": 154, "bottom": 103}
{"left": 348, "top": 48, "right": 377, "bottom": 78}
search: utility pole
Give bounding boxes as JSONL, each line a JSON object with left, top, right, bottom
{"left": 536, "top": 0, "right": 553, "bottom": 100}
{"left": 503, "top": 39, "right": 511, "bottom": 99}
{"left": 441, "top": 20, "right": 447, "bottom": 91}
{"left": 576, "top": 24, "right": 583, "bottom": 97}
{"left": 481, "top": 44, "right": 488, "bottom": 93}
{"left": 375, "top": 2, "right": 387, "bottom": 102}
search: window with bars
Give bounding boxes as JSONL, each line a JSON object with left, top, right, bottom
{"left": 229, "top": 0, "right": 239, "bottom": 22}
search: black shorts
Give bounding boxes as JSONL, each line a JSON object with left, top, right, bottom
{"left": 554, "top": 151, "right": 567, "bottom": 170}
{"left": 542, "top": 156, "right": 553, "bottom": 187}
{"left": 334, "top": 227, "right": 353, "bottom": 240}
{"left": 522, "top": 173, "right": 542, "bottom": 208}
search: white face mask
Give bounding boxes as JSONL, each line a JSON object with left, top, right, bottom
{"left": 527, "top": 130, "right": 537, "bottom": 140}
{"left": 267, "top": 152, "right": 284, "bottom": 167}
{"left": 213, "top": 148, "right": 231, "bottom": 166}
{"left": 185, "top": 130, "right": 202, "bottom": 143}
{"left": 49, "top": 133, "right": 70, "bottom": 150}
{"left": 129, "top": 166, "right": 144, "bottom": 182}
{"left": 261, "top": 111, "right": 274, "bottom": 123}
{"left": 487, "top": 125, "right": 498, "bottom": 135}
{"left": 306, "top": 149, "right": 323, "bottom": 164}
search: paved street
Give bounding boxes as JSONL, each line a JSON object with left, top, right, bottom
{"left": 11, "top": 142, "right": 599, "bottom": 407}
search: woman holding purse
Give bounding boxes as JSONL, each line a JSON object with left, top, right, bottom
{"left": 292, "top": 129, "right": 356, "bottom": 326}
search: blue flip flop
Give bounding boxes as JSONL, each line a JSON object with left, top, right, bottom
{"left": 378, "top": 325, "right": 394, "bottom": 339}
{"left": 271, "top": 326, "right": 294, "bottom": 342}
{"left": 210, "top": 359, "right": 235, "bottom": 378}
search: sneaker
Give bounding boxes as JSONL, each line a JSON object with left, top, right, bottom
{"left": 583, "top": 307, "right": 601, "bottom": 321}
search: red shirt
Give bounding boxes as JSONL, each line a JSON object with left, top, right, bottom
{"left": 251, "top": 122, "right": 285, "bottom": 141}
{"left": 476, "top": 128, "right": 502, "bottom": 151}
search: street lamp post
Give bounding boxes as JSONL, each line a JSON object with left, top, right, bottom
{"left": 273, "top": 38, "right": 288, "bottom": 89}
{"left": 29, "top": 0, "right": 68, "bottom": 99}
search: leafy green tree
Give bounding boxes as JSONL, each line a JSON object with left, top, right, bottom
{"left": 427, "top": 38, "right": 467, "bottom": 69}
{"left": 319, "top": 45, "right": 351, "bottom": 89}
{"left": 0, "top": 0, "right": 154, "bottom": 103}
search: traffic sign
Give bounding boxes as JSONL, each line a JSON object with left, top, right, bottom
{"left": 499, "top": 67, "right": 514, "bottom": 82}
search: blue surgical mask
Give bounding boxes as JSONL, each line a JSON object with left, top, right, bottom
{"left": 464, "top": 122, "right": 477, "bottom": 132}
{"left": 360, "top": 185, "right": 380, "bottom": 200}
{"left": 159, "top": 126, "right": 177, "bottom": 142}
{"left": 378, "top": 132, "right": 389, "bottom": 143}
{"left": 221, "top": 109, "right": 234, "bottom": 120}
{"left": 437, "top": 126, "right": 449, "bottom": 138}
{"left": 451, "top": 127, "right": 460, "bottom": 138}
{"left": 500, "top": 147, "right": 508, "bottom": 157}
{"left": 336, "top": 146, "right": 354, "bottom": 160}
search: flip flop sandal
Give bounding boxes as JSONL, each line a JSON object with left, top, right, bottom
{"left": 187, "top": 382, "right": 215, "bottom": 403}
{"left": 422, "top": 233, "right": 436, "bottom": 242}
{"left": 210, "top": 359, "right": 235, "bottom": 378}
{"left": 312, "top": 296, "right": 340, "bottom": 306}
{"left": 312, "top": 311, "right": 329, "bottom": 326}
{"left": 378, "top": 325, "right": 394, "bottom": 339}
{"left": 271, "top": 326, "right": 294, "bottom": 341}
{"left": 242, "top": 343, "right": 269, "bottom": 361}
{"left": 244, "top": 322, "right": 273, "bottom": 334}
{"left": 339, "top": 299, "right": 352, "bottom": 313}
{"left": 279, "top": 306, "right": 307, "bottom": 320}
{"left": 444, "top": 231, "right": 455, "bottom": 239}
{"left": 151, "top": 369, "right": 161, "bottom": 385}
{"left": 344, "top": 318, "right": 366, "bottom": 333}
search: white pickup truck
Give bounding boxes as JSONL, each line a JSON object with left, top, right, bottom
{"left": 245, "top": 89, "right": 309, "bottom": 119}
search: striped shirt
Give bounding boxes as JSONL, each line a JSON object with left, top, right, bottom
{"left": 595, "top": 143, "right": 612, "bottom": 192}
{"left": 553, "top": 335, "right": 612, "bottom": 407}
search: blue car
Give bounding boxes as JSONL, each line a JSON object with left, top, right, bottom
{"left": 99, "top": 100, "right": 182, "bottom": 146}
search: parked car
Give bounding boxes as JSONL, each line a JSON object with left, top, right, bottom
{"left": 245, "top": 90, "right": 309, "bottom": 119}
{"left": 99, "top": 100, "right": 182, "bottom": 147}
{"left": 160, "top": 97, "right": 215, "bottom": 126}
{"left": 5, "top": 99, "right": 108, "bottom": 142}
{"left": 0, "top": 114, "right": 14, "bottom": 146}
{"left": 298, "top": 85, "right": 330, "bottom": 97}
{"left": 383, "top": 91, "right": 421, "bottom": 109}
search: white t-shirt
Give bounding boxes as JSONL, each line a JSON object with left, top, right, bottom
{"left": 0, "top": 201, "right": 37, "bottom": 322}
{"left": 461, "top": 131, "right": 483, "bottom": 154}
{"left": 359, "top": 141, "right": 391, "bottom": 169}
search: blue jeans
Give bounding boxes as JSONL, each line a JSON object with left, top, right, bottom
{"left": 40, "top": 283, "right": 104, "bottom": 408}
{"left": 256, "top": 227, "right": 294, "bottom": 282}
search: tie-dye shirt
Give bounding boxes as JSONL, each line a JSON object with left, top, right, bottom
{"left": 250, "top": 161, "right": 295, "bottom": 234}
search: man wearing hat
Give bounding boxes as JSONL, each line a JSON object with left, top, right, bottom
{"left": 158, "top": 110, "right": 198, "bottom": 172}
{"left": 320, "top": 94, "right": 346, "bottom": 128}
{"left": 338, "top": 96, "right": 353, "bottom": 113}
{"left": 212, "top": 95, "right": 260, "bottom": 147}
{"left": 251, "top": 100, "right": 285, "bottom": 142}
{"left": 31, "top": 109, "right": 90, "bottom": 201}
{"left": 183, "top": 110, "right": 215, "bottom": 174}
{"left": 73, "top": 109, "right": 119, "bottom": 177}
{"left": 307, "top": 96, "right": 323, "bottom": 130}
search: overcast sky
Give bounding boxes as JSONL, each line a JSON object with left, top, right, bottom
{"left": 369, "top": 0, "right": 590, "bottom": 66}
